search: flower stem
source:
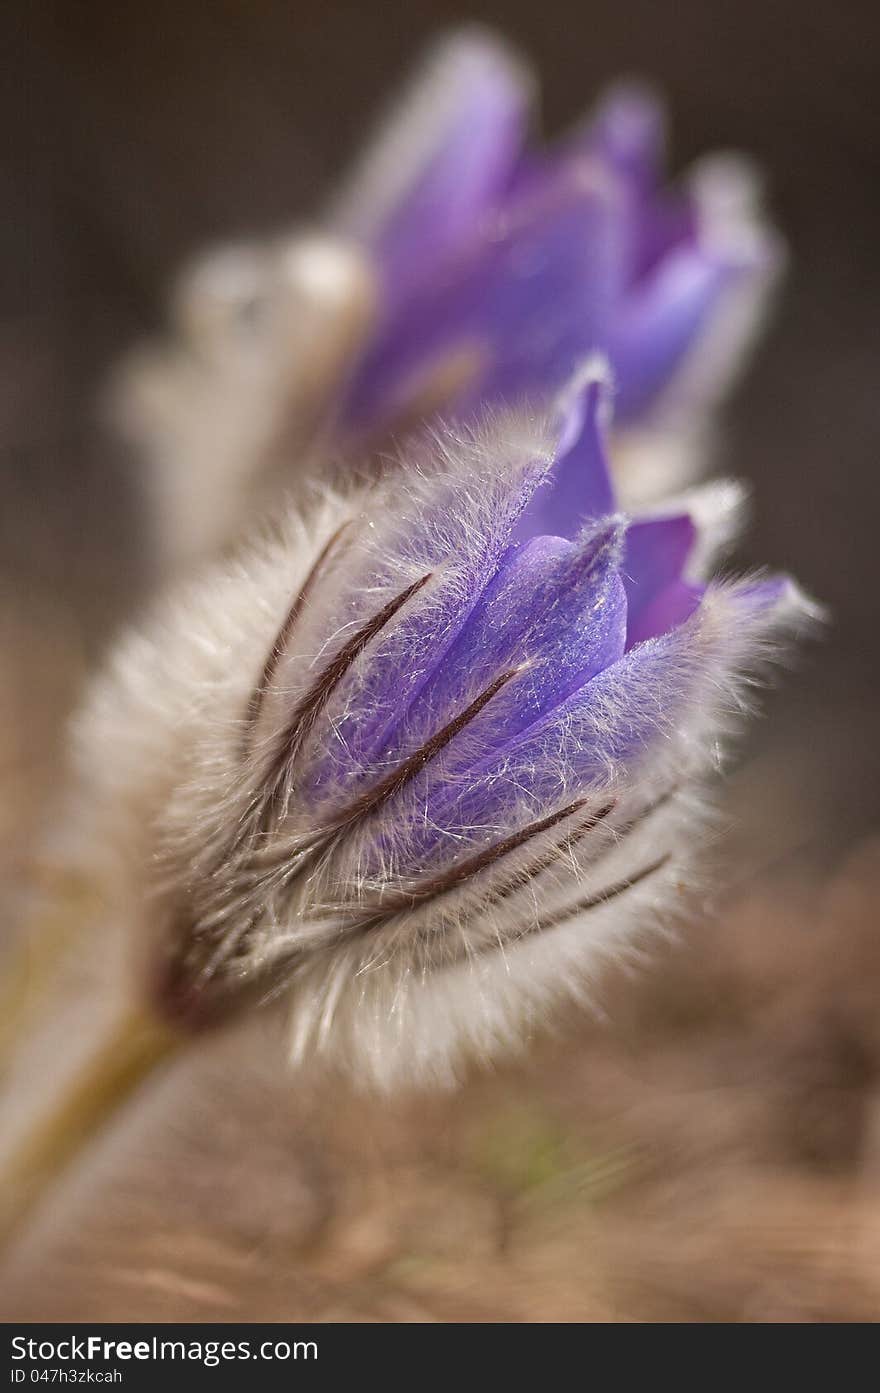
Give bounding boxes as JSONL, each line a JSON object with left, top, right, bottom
{"left": 0, "top": 864, "right": 104, "bottom": 1079}
{"left": 0, "top": 1007, "right": 183, "bottom": 1251}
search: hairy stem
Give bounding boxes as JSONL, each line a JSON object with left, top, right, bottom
{"left": 0, "top": 866, "right": 105, "bottom": 1080}
{"left": 0, "top": 1007, "right": 183, "bottom": 1253}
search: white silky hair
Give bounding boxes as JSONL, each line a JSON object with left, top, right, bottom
{"left": 72, "top": 411, "right": 816, "bottom": 1091}
{"left": 106, "top": 234, "right": 375, "bottom": 574}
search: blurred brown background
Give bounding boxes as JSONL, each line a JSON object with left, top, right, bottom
{"left": 2, "top": 0, "right": 880, "bottom": 1321}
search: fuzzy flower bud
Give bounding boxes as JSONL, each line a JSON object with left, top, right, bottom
{"left": 110, "top": 28, "right": 782, "bottom": 569}
{"left": 78, "top": 368, "right": 812, "bottom": 1090}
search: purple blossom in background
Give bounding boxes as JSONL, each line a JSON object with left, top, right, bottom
{"left": 111, "top": 26, "right": 785, "bottom": 572}
{"left": 83, "top": 366, "right": 812, "bottom": 1087}
{"left": 331, "top": 27, "right": 782, "bottom": 437}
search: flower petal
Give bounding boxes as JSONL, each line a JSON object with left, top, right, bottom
{"left": 277, "top": 413, "right": 557, "bottom": 809}
{"left": 396, "top": 517, "right": 628, "bottom": 755}
{"left": 622, "top": 512, "right": 696, "bottom": 643}
{"left": 329, "top": 28, "right": 532, "bottom": 307}
{"left": 625, "top": 578, "right": 704, "bottom": 647}
{"left": 608, "top": 248, "right": 753, "bottom": 418}
{"left": 515, "top": 362, "right": 616, "bottom": 539}
{"left": 584, "top": 82, "right": 666, "bottom": 193}
{"left": 375, "top": 577, "right": 808, "bottom": 873}
{"left": 341, "top": 161, "right": 626, "bottom": 427}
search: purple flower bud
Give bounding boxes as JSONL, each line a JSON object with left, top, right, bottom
{"left": 110, "top": 29, "right": 784, "bottom": 573}
{"left": 332, "top": 28, "right": 783, "bottom": 438}
{"left": 77, "top": 370, "right": 815, "bottom": 1089}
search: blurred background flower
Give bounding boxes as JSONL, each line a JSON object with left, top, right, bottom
{"left": 110, "top": 26, "right": 781, "bottom": 571}
{"left": 1, "top": 0, "right": 879, "bottom": 1322}
{"left": 331, "top": 30, "right": 777, "bottom": 439}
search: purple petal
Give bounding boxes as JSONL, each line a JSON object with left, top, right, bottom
{"left": 515, "top": 366, "right": 616, "bottom": 541}
{"left": 384, "top": 577, "right": 791, "bottom": 870}
{"left": 622, "top": 512, "right": 696, "bottom": 644}
{"left": 626, "top": 578, "right": 704, "bottom": 647}
{"left": 302, "top": 517, "right": 627, "bottom": 817}
{"left": 608, "top": 246, "right": 761, "bottom": 419}
{"left": 368, "top": 594, "right": 701, "bottom": 874}
{"left": 450, "top": 620, "right": 698, "bottom": 826}
{"left": 286, "top": 422, "right": 556, "bottom": 811}
{"left": 505, "top": 82, "right": 663, "bottom": 206}
{"left": 562, "top": 85, "right": 696, "bottom": 285}
{"left": 584, "top": 82, "right": 666, "bottom": 193}
{"left": 341, "top": 161, "right": 626, "bottom": 428}
{"left": 394, "top": 518, "right": 628, "bottom": 760}
{"left": 330, "top": 29, "right": 531, "bottom": 309}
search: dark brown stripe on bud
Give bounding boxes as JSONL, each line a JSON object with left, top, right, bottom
{"left": 525, "top": 852, "right": 672, "bottom": 938}
{"left": 247, "top": 662, "right": 525, "bottom": 878}
{"left": 243, "top": 518, "right": 353, "bottom": 750}
{"left": 484, "top": 800, "right": 617, "bottom": 911}
{"left": 322, "top": 664, "right": 525, "bottom": 828}
{"left": 263, "top": 569, "right": 433, "bottom": 806}
{"left": 325, "top": 797, "right": 608, "bottom": 940}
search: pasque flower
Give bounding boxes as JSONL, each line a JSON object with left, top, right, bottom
{"left": 332, "top": 28, "right": 781, "bottom": 439}
{"left": 74, "top": 366, "right": 810, "bottom": 1093}
{"left": 110, "top": 28, "right": 781, "bottom": 570}
{"left": 0, "top": 364, "right": 814, "bottom": 1247}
